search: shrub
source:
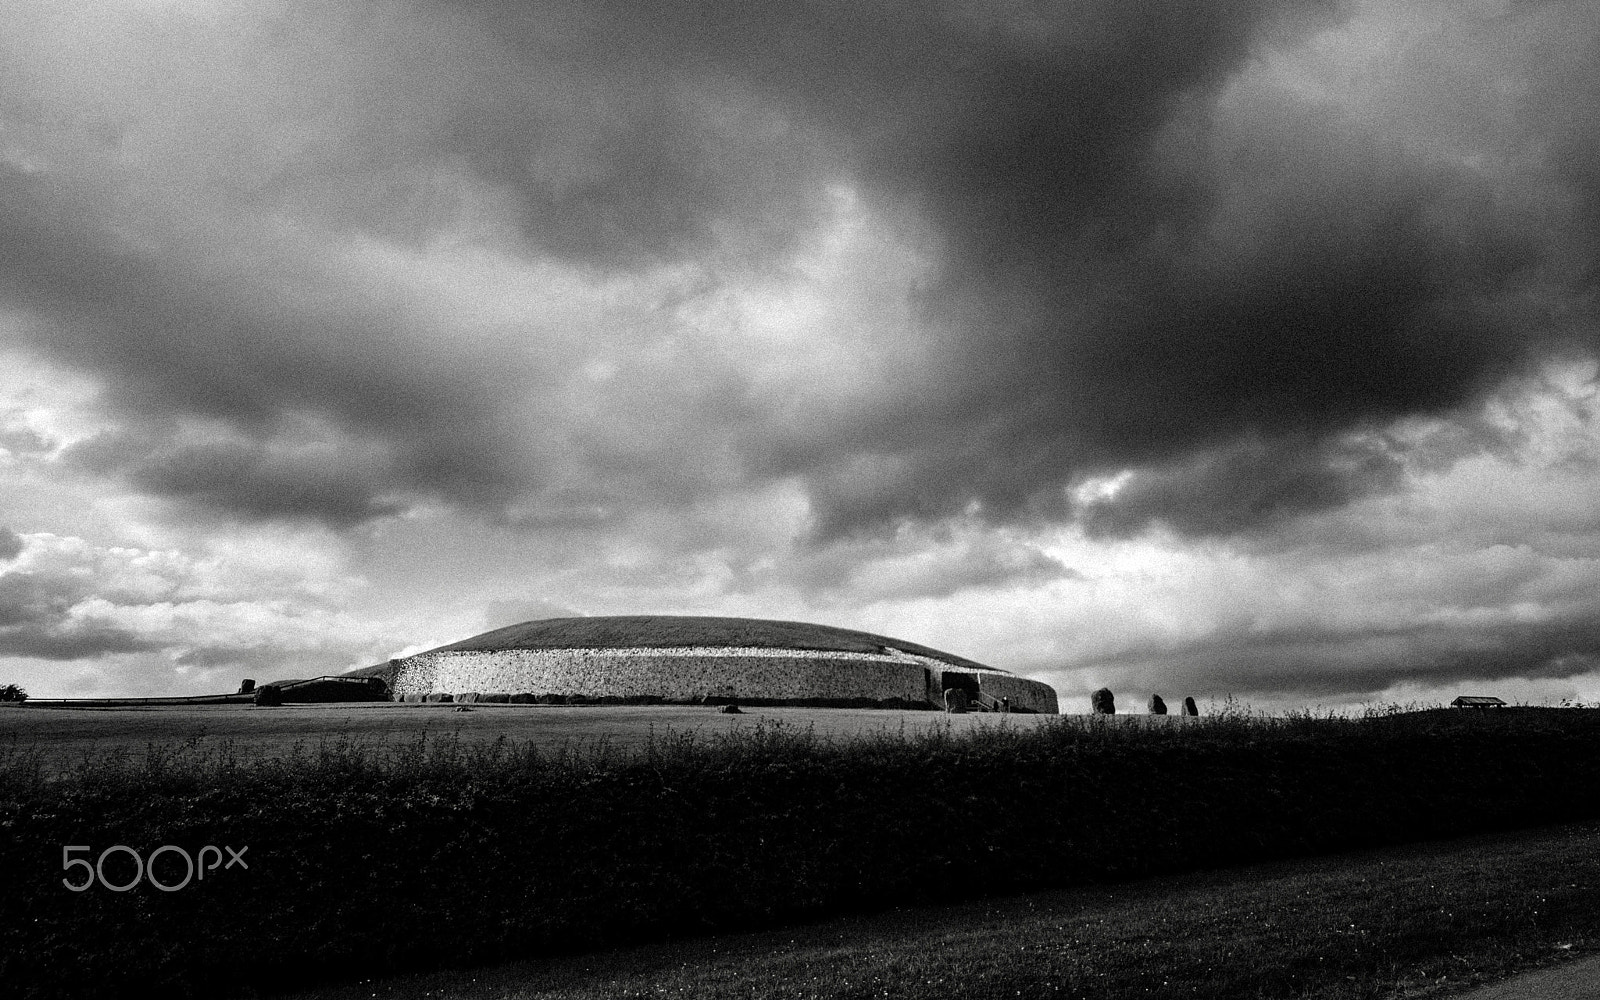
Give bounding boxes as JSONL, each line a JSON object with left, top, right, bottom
{"left": 1, "top": 683, "right": 30, "bottom": 703}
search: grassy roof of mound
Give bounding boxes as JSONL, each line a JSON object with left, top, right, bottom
{"left": 386, "top": 615, "right": 1003, "bottom": 674}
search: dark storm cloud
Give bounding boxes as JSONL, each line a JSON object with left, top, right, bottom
{"left": 449, "top": 0, "right": 1294, "bottom": 266}
{"left": 0, "top": 425, "right": 52, "bottom": 456}
{"left": 0, "top": 620, "right": 156, "bottom": 661}
{"left": 0, "top": 171, "right": 521, "bottom": 523}
{"left": 0, "top": 570, "right": 69, "bottom": 627}
{"left": 1094, "top": 612, "right": 1600, "bottom": 703}
{"left": 442, "top": 0, "right": 1595, "bottom": 541}
{"left": 667, "top": 0, "right": 1592, "bottom": 540}
{"left": 1077, "top": 433, "right": 1407, "bottom": 538}
{"left": 0, "top": 569, "right": 154, "bottom": 660}
{"left": 63, "top": 430, "right": 407, "bottom": 528}
{"left": 0, "top": 529, "right": 392, "bottom": 696}
{"left": 782, "top": 70, "right": 1586, "bottom": 538}
{"left": 2, "top": 0, "right": 1596, "bottom": 543}
{"left": 173, "top": 644, "right": 307, "bottom": 677}
{"left": 0, "top": 90, "right": 756, "bottom": 530}
{"left": 772, "top": 529, "right": 1079, "bottom": 603}
{"left": 0, "top": 528, "right": 22, "bottom": 562}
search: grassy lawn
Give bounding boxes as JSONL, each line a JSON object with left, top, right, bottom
{"left": 274, "top": 820, "right": 1600, "bottom": 1000}
{"left": 0, "top": 703, "right": 1059, "bottom": 776}
{"left": 6, "top": 708, "right": 1600, "bottom": 999}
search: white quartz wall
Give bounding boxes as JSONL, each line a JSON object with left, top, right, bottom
{"left": 392, "top": 645, "right": 1060, "bottom": 713}
{"left": 915, "top": 656, "right": 1060, "bottom": 715}
{"left": 972, "top": 670, "right": 1060, "bottom": 715}
{"left": 394, "top": 647, "right": 928, "bottom": 702}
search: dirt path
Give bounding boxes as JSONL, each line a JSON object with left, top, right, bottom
{"left": 1449, "top": 954, "right": 1600, "bottom": 999}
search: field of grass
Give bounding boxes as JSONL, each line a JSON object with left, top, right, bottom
{"left": 3, "top": 707, "right": 1598, "bottom": 999}
{"left": 278, "top": 819, "right": 1600, "bottom": 1000}
{"left": 0, "top": 703, "right": 1060, "bottom": 775}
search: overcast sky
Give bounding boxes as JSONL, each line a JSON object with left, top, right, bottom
{"left": 2, "top": 0, "right": 1597, "bottom": 710}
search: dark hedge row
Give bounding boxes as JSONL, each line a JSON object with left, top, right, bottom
{"left": 3, "top": 709, "right": 1600, "bottom": 999}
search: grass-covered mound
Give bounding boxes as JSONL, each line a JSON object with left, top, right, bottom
{"left": 355, "top": 614, "right": 995, "bottom": 668}
{"left": 2, "top": 708, "right": 1599, "bottom": 999}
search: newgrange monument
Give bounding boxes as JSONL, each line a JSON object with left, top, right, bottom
{"left": 357, "top": 615, "right": 1059, "bottom": 713}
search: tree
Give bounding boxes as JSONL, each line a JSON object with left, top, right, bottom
{"left": 0, "top": 683, "right": 28, "bottom": 703}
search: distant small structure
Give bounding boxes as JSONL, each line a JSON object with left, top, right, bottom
{"left": 1451, "top": 695, "right": 1507, "bottom": 709}
{"left": 256, "top": 675, "right": 387, "bottom": 706}
{"left": 1182, "top": 696, "right": 1198, "bottom": 716}
{"left": 1148, "top": 694, "right": 1167, "bottom": 715}
{"left": 1090, "top": 688, "right": 1115, "bottom": 715}
{"left": 253, "top": 684, "right": 283, "bottom": 707}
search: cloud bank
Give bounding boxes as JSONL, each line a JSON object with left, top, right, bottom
{"left": 1, "top": 0, "right": 1597, "bottom": 703}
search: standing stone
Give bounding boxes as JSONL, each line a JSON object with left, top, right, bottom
{"left": 1183, "top": 696, "right": 1199, "bottom": 717}
{"left": 944, "top": 688, "right": 969, "bottom": 714}
{"left": 1148, "top": 694, "right": 1167, "bottom": 715}
{"left": 1090, "top": 688, "right": 1115, "bottom": 715}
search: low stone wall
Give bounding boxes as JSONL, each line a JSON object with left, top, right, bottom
{"left": 391, "top": 645, "right": 1060, "bottom": 714}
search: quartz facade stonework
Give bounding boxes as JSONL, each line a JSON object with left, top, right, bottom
{"left": 964, "top": 670, "right": 1057, "bottom": 711}
{"left": 389, "top": 645, "right": 1059, "bottom": 713}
